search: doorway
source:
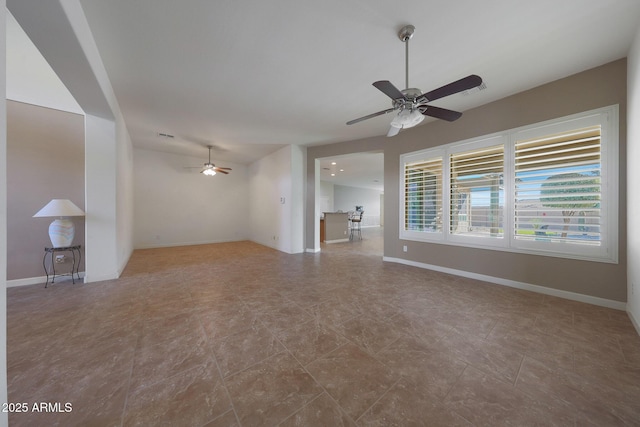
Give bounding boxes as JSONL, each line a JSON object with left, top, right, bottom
{"left": 316, "top": 151, "right": 384, "bottom": 255}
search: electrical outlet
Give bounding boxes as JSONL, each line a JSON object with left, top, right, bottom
{"left": 55, "top": 255, "right": 65, "bottom": 263}
{"left": 403, "top": 245, "right": 408, "bottom": 252}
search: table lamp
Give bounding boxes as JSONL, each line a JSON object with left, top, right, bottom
{"left": 33, "top": 199, "right": 85, "bottom": 248}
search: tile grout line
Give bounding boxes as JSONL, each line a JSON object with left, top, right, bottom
{"left": 118, "top": 325, "right": 144, "bottom": 427}
{"left": 440, "top": 363, "right": 476, "bottom": 425}
{"left": 512, "top": 353, "right": 527, "bottom": 387}
{"left": 267, "top": 327, "right": 354, "bottom": 425}
{"left": 354, "top": 377, "right": 402, "bottom": 424}
{"left": 284, "top": 340, "right": 360, "bottom": 421}
{"left": 193, "top": 310, "right": 243, "bottom": 427}
{"left": 274, "top": 391, "right": 325, "bottom": 426}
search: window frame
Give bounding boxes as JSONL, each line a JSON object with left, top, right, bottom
{"left": 399, "top": 105, "right": 618, "bottom": 264}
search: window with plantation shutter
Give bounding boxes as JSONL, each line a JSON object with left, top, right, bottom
{"left": 405, "top": 157, "right": 443, "bottom": 233}
{"left": 400, "top": 105, "right": 618, "bottom": 263}
{"left": 450, "top": 144, "right": 504, "bottom": 239}
{"left": 514, "top": 126, "right": 601, "bottom": 246}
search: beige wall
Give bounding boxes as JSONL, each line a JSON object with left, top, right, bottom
{"left": 308, "top": 59, "right": 627, "bottom": 303}
{"left": 324, "top": 212, "right": 349, "bottom": 242}
{"left": 7, "top": 100, "right": 85, "bottom": 280}
{"left": 133, "top": 148, "right": 249, "bottom": 249}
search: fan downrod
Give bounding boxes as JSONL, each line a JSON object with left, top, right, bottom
{"left": 398, "top": 25, "right": 419, "bottom": 94}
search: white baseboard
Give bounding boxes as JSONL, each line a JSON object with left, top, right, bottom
{"left": 134, "top": 238, "right": 245, "bottom": 250}
{"left": 325, "top": 238, "right": 349, "bottom": 244}
{"left": 7, "top": 272, "right": 85, "bottom": 288}
{"left": 383, "top": 256, "right": 626, "bottom": 311}
{"left": 306, "top": 248, "right": 321, "bottom": 253}
{"left": 84, "top": 272, "right": 118, "bottom": 283}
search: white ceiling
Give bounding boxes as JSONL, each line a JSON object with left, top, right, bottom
{"left": 8, "top": 1, "right": 640, "bottom": 174}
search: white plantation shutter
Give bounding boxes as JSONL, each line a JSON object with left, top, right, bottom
{"left": 514, "top": 126, "right": 601, "bottom": 245}
{"left": 404, "top": 157, "right": 443, "bottom": 233}
{"left": 449, "top": 145, "right": 504, "bottom": 238}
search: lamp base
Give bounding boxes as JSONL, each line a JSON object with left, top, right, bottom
{"left": 49, "top": 218, "right": 75, "bottom": 248}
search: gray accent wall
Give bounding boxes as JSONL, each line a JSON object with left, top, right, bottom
{"left": 307, "top": 59, "right": 627, "bottom": 303}
{"left": 7, "top": 100, "right": 85, "bottom": 281}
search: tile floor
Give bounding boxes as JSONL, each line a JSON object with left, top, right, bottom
{"left": 7, "top": 227, "right": 640, "bottom": 426}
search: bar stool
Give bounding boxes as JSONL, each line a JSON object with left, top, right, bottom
{"left": 349, "top": 211, "right": 363, "bottom": 240}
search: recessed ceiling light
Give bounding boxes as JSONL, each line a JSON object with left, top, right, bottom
{"left": 339, "top": 169, "right": 344, "bottom": 172}
{"left": 331, "top": 173, "right": 335, "bottom": 176}
{"left": 331, "top": 162, "right": 337, "bottom": 165}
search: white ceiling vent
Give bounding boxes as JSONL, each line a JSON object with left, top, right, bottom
{"left": 461, "top": 82, "right": 487, "bottom": 96}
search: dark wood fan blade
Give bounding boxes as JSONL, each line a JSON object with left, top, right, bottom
{"left": 346, "top": 108, "right": 395, "bottom": 125}
{"left": 416, "top": 75, "right": 482, "bottom": 103}
{"left": 214, "top": 168, "right": 229, "bottom": 174}
{"left": 216, "top": 167, "right": 232, "bottom": 170}
{"left": 419, "top": 105, "right": 462, "bottom": 122}
{"left": 373, "top": 81, "right": 407, "bottom": 100}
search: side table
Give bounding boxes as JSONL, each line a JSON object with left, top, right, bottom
{"left": 43, "top": 245, "right": 81, "bottom": 288}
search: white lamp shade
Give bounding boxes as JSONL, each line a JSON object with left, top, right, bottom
{"left": 33, "top": 199, "right": 85, "bottom": 217}
{"left": 33, "top": 199, "right": 84, "bottom": 248}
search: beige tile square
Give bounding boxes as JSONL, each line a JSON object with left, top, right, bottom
{"left": 332, "top": 315, "right": 403, "bottom": 355}
{"left": 438, "top": 330, "right": 524, "bottom": 383}
{"left": 274, "top": 318, "right": 347, "bottom": 366}
{"left": 280, "top": 392, "right": 356, "bottom": 427}
{"left": 211, "top": 325, "right": 284, "bottom": 378}
{"left": 123, "top": 360, "right": 231, "bottom": 427}
{"left": 358, "top": 376, "right": 472, "bottom": 426}
{"left": 374, "top": 336, "right": 467, "bottom": 399}
{"left": 225, "top": 352, "right": 323, "bottom": 426}
{"left": 305, "top": 343, "right": 396, "bottom": 420}
{"left": 446, "top": 366, "right": 575, "bottom": 426}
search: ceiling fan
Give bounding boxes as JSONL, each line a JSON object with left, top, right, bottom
{"left": 346, "top": 25, "right": 483, "bottom": 137}
{"left": 187, "top": 145, "right": 232, "bottom": 176}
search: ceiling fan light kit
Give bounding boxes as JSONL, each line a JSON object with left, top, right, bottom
{"left": 347, "top": 24, "right": 483, "bottom": 137}
{"left": 202, "top": 166, "right": 216, "bottom": 176}
{"left": 390, "top": 108, "right": 424, "bottom": 129}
